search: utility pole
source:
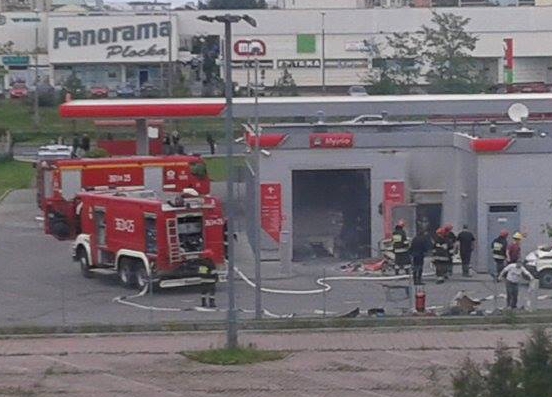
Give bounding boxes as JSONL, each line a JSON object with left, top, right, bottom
{"left": 167, "top": 4, "right": 173, "bottom": 97}
{"left": 321, "top": 12, "right": 326, "bottom": 95}
{"left": 33, "top": 8, "right": 40, "bottom": 129}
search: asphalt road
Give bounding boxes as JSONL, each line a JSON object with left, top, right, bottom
{"left": 2, "top": 188, "right": 552, "bottom": 329}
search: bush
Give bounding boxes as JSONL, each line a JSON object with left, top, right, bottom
{"left": 84, "top": 148, "right": 109, "bottom": 158}
{"left": 452, "top": 328, "right": 552, "bottom": 397}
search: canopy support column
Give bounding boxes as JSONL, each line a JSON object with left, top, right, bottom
{"left": 136, "top": 118, "right": 148, "bottom": 155}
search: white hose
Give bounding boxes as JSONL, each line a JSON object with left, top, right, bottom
{"left": 236, "top": 266, "right": 413, "bottom": 295}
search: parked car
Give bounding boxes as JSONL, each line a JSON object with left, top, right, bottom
{"left": 524, "top": 246, "right": 552, "bottom": 289}
{"left": 341, "top": 114, "right": 384, "bottom": 124}
{"left": 116, "top": 84, "right": 136, "bottom": 98}
{"left": 347, "top": 85, "right": 368, "bottom": 97}
{"left": 139, "top": 83, "right": 160, "bottom": 98}
{"left": 9, "top": 83, "right": 28, "bottom": 99}
{"left": 89, "top": 85, "right": 109, "bottom": 98}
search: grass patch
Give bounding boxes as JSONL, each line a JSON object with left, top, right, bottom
{"left": 0, "top": 160, "right": 35, "bottom": 198}
{"left": 205, "top": 155, "right": 245, "bottom": 182}
{"left": 183, "top": 347, "right": 287, "bottom": 365}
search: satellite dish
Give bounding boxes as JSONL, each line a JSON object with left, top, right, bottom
{"left": 507, "top": 103, "right": 529, "bottom": 123}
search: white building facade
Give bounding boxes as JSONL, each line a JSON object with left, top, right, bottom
{"left": 2, "top": 7, "right": 552, "bottom": 92}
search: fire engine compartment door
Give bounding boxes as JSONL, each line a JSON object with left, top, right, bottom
{"left": 61, "top": 169, "right": 82, "bottom": 200}
{"left": 43, "top": 170, "right": 54, "bottom": 199}
{"left": 177, "top": 213, "right": 204, "bottom": 253}
{"left": 144, "top": 166, "right": 163, "bottom": 193}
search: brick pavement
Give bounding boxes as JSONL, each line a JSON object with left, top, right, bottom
{"left": 0, "top": 326, "right": 545, "bottom": 397}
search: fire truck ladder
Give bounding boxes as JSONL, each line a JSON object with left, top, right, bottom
{"left": 166, "top": 218, "right": 180, "bottom": 264}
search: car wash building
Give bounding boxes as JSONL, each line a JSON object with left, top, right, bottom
{"left": 240, "top": 107, "right": 552, "bottom": 273}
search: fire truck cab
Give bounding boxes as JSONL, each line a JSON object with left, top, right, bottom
{"left": 37, "top": 155, "right": 210, "bottom": 241}
{"left": 73, "top": 189, "right": 225, "bottom": 289}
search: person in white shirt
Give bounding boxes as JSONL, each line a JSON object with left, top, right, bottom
{"left": 498, "top": 262, "right": 534, "bottom": 309}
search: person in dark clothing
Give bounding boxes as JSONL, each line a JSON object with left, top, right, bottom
{"left": 433, "top": 228, "right": 450, "bottom": 284}
{"left": 457, "top": 225, "right": 475, "bottom": 277}
{"left": 410, "top": 231, "right": 432, "bottom": 285}
{"left": 198, "top": 260, "right": 218, "bottom": 308}
{"left": 392, "top": 220, "right": 410, "bottom": 275}
{"left": 491, "top": 229, "right": 509, "bottom": 279}
{"left": 71, "top": 133, "right": 80, "bottom": 158}
{"left": 206, "top": 132, "right": 216, "bottom": 155}
{"left": 81, "top": 133, "right": 90, "bottom": 153}
{"left": 443, "top": 224, "right": 456, "bottom": 277}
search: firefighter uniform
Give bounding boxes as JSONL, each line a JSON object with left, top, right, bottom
{"left": 491, "top": 232, "right": 508, "bottom": 279}
{"left": 198, "top": 261, "right": 218, "bottom": 308}
{"left": 392, "top": 225, "right": 411, "bottom": 275}
{"left": 445, "top": 230, "right": 456, "bottom": 277}
{"left": 433, "top": 230, "right": 450, "bottom": 284}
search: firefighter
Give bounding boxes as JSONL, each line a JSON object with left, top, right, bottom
{"left": 491, "top": 229, "right": 509, "bottom": 280}
{"left": 507, "top": 231, "right": 524, "bottom": 265}
{"left": 392, "top": 220, "right": 411, "bottom": 275}
{"left": 433, "top": 228, "right": 450, "bottom": 284}
{"left": 198, "top": 260, "right": 218, "bottom": 308}
{"left": 443, "top": 224, "right": 456, "bottom": 278}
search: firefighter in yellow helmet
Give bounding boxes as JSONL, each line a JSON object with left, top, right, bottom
{"left": 198, "top": 260, "right": 218, "bottom": 308}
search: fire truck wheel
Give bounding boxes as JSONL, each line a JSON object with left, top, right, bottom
{"left": 135, "top": 264, "right": 151, "bottom": 291}
{"left": 78, "top": 248, "right": 93, "bottom": 278}
{"left": 118, "top": 259, "right": 135, "bottom": 288}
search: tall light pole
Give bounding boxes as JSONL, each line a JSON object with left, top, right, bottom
{"left": 197, "top": 13, "right": 257, "bottom": 350}
{"left": 321, "top": 12, "right": 326, "bottom": 95}
{"left": 33, "top": 8, "right": 40, "bottom": 129}
{"left": 250, "top": 43, "right": 262, "bottom": 320}
{"left": 167, "top": 4, "right": 173, "bottom": 97}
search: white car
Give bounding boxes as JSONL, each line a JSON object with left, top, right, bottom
{"left": 347, "top": 85, "right": 368, "bottom": 96}
{"left": 524, "top": 246, "right": 552, "bottom": 288}
{"left": 341, "top": 114, "right": 384, "bottom": 124}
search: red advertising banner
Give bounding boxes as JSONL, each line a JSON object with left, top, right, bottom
{"left": 383, "top": 181, "right": 405, "bottom": 238}
{"left": 309, "top": 133, "right": 354, "bottom": 148}
{"left": 261, "top": 183, "right": 282, "bottom": 242}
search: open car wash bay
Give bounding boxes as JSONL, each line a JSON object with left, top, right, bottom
{"left": 241, "top": 117, "right": 552, "bottom": 276}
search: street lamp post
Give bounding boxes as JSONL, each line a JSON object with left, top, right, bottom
{"left": 167, "top": 4, "right": 173, "bottom": 97}
{"left": 321, "top": 12, "right": 326, "bottom": 95}
{"left": 251, "top": 43, "right": 262, "bottom": 320}
{"left": 197, "top": 13, "right": 257, "bottom": 350}
{"left": 33, "top": 8, "right": 40, "bottom": 129}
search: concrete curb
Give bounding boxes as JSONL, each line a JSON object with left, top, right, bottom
{"left": 1, "top": 310, "right": 551, "bottom": 337}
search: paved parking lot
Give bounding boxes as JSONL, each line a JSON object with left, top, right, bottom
{"left": 0, "top": 326, "right": 545, "bottom": 397}
{"left": 1, "top": 188, "right": 552, "bottom": 330}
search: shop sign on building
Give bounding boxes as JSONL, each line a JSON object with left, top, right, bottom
{"left": 2, "top": 56, "right": 30, "bottom": 66}
{"left": 324, "top": 59, "right": 368, "bottom": 69}
{"left": 234, "top": 39, "right": 266, "bottom": 56}
{"left": 277, "top": 59, "right": 320, "bottom": 68}
{"left": 48, "top": 15, "right": 178, "bottom": 63}
{"left": 231, "top": 59, "right": 274, "bottom": 69}
{"left": 309, "top": 133, "right": 354, "bottom": 148}
{"left": 261, "top": 183, "right": 282, "bottom": 242}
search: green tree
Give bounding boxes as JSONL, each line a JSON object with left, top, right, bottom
{"left": 385, "top": 32, "right": 423, "bottom": 93}
{"left": 361, "top": 40, "right": 400, "bottom": 95}
{"left": 486, "top": 341, "right": 521, "bottom": 397}
{"left": 419, "top": 12, "right": 484, "bottom": 94}
{"left": 203, "top": 0, "right": 267, "bottom": 9}
{"left": 519, "top": 328, "right": 552, "bottom": 397}
{"left": 452, "top": 328, "right": 552, "bottom": 397}
{"left": 273, "top": 67, "right": 297, "bottom": 96}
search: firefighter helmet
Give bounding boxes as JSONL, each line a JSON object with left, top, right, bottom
{"left": 397, "top": 219, "right": 406, "bottom": 228}
{"left": 500, "top": 229, "right": 509, "bottom": 237}
{"left": 444, "top": 223, "right": 453, "bottom": 231}
{"left": 513, "top": 231, "right": 523, "bottom": 240}
{"left": 436, "top": 227, "right": 444, "bottom": 236}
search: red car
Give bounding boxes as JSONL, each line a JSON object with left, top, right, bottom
{"left": 9, "top": 83, "right": 28, "bottom": 99}
{"left": 89, "top": 86, "right": 109, "bottom": 98}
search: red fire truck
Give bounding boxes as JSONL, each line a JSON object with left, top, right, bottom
{"left": 37, "top": 155, "right": 210, "bottom": 240}
{"left": 73, "top": 189, "right": 226, "bottom": 289}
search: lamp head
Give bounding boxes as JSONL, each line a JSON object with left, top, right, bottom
{"left": 197, "top": 15, "right": 214, "bottom": 23}
{"left": 242, "top": 14, "right": 257, "bottom": 27}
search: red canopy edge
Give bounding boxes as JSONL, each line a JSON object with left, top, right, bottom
{"left": 60, "top": 103, "right": 227, "bottom": 118}
{"left": 470, "top": 137, "right": 514, "bottom": 153}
